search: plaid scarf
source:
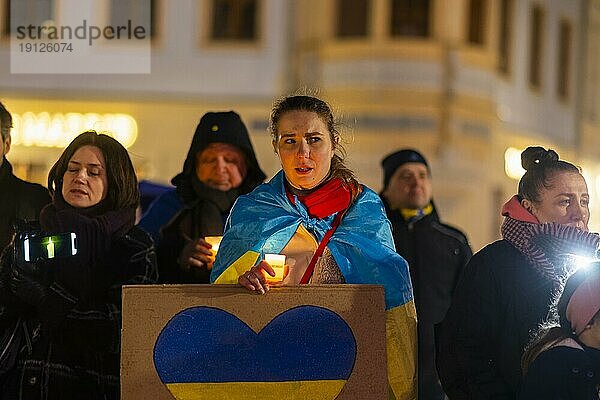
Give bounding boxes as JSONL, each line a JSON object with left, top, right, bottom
{"left": 501, "top": 218, "right": 599, "bottom": 283}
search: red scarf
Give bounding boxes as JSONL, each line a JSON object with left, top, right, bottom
{"left": 286, "top": 178, "right": 352, "bottom": 219}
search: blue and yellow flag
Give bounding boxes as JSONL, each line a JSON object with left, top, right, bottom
{"left": 211, "top": 171, "right": 417, "bottom": 400}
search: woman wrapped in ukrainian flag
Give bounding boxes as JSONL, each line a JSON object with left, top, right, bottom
{"left": 210, "top": 95, "right": 417, "bottom": 400}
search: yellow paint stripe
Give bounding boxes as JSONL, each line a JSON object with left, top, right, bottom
{"left": 386, "top": 301, "right": 417, "bottom": 400}
{"left": 213, "top": 251, "right": 260, "bottom": 284}
{"left": 165, "top": 380, "right": 346, "bottom": 400}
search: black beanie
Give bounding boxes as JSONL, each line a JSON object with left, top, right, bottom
{"left": 381, "top": 149, "right": 429, "bottom": 188}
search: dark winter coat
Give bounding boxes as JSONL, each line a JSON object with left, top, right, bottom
{"left": 384, "top": 201, "right": 471, "bottom": 400}
{"left": 437, "top": 239, "right": 558, "bottom": 399}
{"left": 0, "top": 217, "right": 158, "bottom": 400}
{"left": 518, "top": 343, "right": 600, "bottom": 400}
{"left": 157, "top": 182, "right": 241, "bottom": 283}
{"left": 0, "top": 159, "right": 50, "bottom": 253}
{"left": 151, "top": 111, "right": 265, "bottom": 284}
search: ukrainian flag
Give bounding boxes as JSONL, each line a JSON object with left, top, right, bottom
{"left": 153, "top": 305, "right": 356, "bottom": 400}
{"left": 211, "top": 172, "right": 417, "bottom": 400}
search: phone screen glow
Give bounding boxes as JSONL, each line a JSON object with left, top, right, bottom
{"left": 23, "top": 238, "right": 30, "bottom": 262}
{"left": 71, "top": 233, "right": 77, "bottom": 255}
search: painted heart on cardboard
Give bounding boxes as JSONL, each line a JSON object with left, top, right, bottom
{"left": 153, "top": 305, "right": 357, "bottom": 400}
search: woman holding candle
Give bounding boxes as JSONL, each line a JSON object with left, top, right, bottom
{"left": 211, "top": 95, "right": 417, "bottom": 399}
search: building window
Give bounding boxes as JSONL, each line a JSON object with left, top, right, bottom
{"left": 557, "top": 20, "right": 572, "bottom": 100}
{"left": 468, "top": 0, "right": 486, "bottom": 45}
{"left": 584, "top": 3, "right": 600, "bottom": 121}
{"left": 210, "top": 0, "right": 259, "bottom": 41}
{"left": 529, "top": 5, "right": 544, "bottom": 89}
{"left": 5, "top": 0, "right": 54, "bottom": 37}
{"left": 498, "top": 0, "right": 513, "bottom": 74}
{"left": 110, "top": 0, "right": 156, "bottom": 38}
{"left": 390, "top": 0, "right": 430, "bottom": 38}
{"left": 336, "top": 0, "right": 370, "bottom": 38}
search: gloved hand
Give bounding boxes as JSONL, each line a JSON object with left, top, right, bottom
{"left": 9, "top": 246, "right": 51, "bottom": 309}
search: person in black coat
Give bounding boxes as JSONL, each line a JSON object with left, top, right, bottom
{"left": 140, "top": 111, "right": 266, "bottom": 284}
{"left": 0, "top": 131, "right": 158, "bottom": 399}
{"left": 380, "top": 149, "right": 472, "bottom": 400}
{"left": 0, "top": 102, "right": 50, "bottom": 253}
{"left": 437, "top": 146, "right": 600, "bottom": 399}
{"left": 519, "top": 263, "right": 600, "bottom": 399}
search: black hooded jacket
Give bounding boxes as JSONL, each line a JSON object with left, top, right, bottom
{"left": 0, "top": 158, "right": 51, "bottom": 254}
{"left": 157, "top": 112, "right": 266, "bottom": 283}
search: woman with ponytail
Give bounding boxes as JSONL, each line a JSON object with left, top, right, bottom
{"left": 210, "top": 95, "right": 417, "bottom": 399}
{"left": 519, "top": 264, "right": 600, "bottom": 399}
{"left": 437, "top": 146, "right": 599, "bottom": 399}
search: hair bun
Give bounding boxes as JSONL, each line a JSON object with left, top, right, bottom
{"left": 521, "top": 146, "right": 559, "bottom": 171}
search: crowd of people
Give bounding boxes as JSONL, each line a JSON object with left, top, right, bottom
{"left": 0, "top": 96, "right": 598, "bottom": 399}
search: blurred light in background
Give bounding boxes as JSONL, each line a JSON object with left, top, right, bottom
{"left": 581, "top": 165, "right": 600, "bottom": 232}
{"left": 11, "top": 112, "right": 138, "bottom": 148}
{"left": 504, "top": 147, "right": 525, "bottom": 180}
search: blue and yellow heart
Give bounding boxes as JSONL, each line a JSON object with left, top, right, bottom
{"left": 153, "top": 305, "right": 357, "bottom": 400}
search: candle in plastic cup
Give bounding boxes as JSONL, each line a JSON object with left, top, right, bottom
{"left": 205, "top": 236, "right": 222, "bottom": 256}
{"left": 264, "top": 253, "right": 286, "bottom": 283}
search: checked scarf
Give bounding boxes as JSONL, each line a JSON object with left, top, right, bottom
{"left": 501, "top": 196, "right": 600, "bottom": 283}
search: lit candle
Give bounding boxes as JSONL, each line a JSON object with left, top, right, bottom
{"left": 46, "top": 238, "right": 55, "bottom": 259}
{"left": 204, "top": 236, "right": 222, "bottom": 256}
{"left": 264, "top": 253, "right": 286, "bottom": 283}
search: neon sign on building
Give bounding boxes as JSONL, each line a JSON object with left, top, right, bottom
{"left": 11, "top": 112, "right": 138, "bottom": 148}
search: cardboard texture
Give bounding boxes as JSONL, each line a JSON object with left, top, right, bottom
{"left": 121, "top": 284, "right": 387, "bottom": 400}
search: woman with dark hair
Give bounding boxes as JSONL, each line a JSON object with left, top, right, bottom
{"left": 0, "top": 131, "right": 158, "bottom": 399}
{"left": 139, "top": 111, "right": 265, "bottom": 283}
{"left": 519, "top": 264, "right": 600, "bottom": 399}
{"left": 210, "top": 95, "right": 417, "bottom": 399}
{"left": 437, "top": 146, "right": 599, "bottom": 399}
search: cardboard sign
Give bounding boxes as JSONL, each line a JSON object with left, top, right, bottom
{"left": 121, "top": 284, "right": 387, "bottom": 400}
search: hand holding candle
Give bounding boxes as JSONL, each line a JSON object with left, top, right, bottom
{"left": 237, "top": 253, "right": 288, "bottom": 294}
{"left": 204, "top": 236, "right": 222, "bottom": 256}
{"left": 203, "top": 236, "right": 222, "bottom": 269}
{"left": 264, "top": 253, "right": 287, "bottom": 283}
{"left": 178, "top": 236, "right": 220, "bottom": 271}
